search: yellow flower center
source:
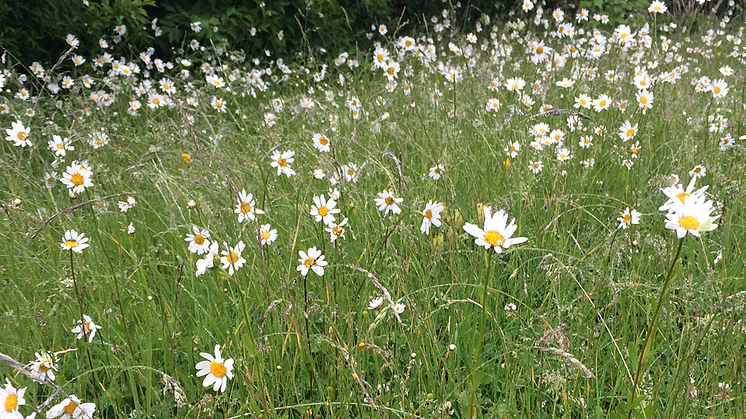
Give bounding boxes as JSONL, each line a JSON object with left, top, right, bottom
{"left": 18, "top": 132, "right": 27, "bottom": 141}
{"left": 580, "top": 99, "right": 586, "bottom": 105}
{"left": 678, "top": 216, "right": 699, "bottom": 231}
{"left": 304, "top": 258, "right": 314, "bottom": 268}
{"left": 425, "top": 209, "right": 433, "bottom": 220}
{"left": 153, "top": 98, "right": 160, "bottom": 105}
{"left": 333, "top": 225, "right": 344, "bottom": 236}
{"left": 599, "top": 100, "right": 606, "bottom": 107}
{"left": 70, "top": 173, "right": 85, "bottom": 186}
{"left": 277, "top": 158, "right": 287, "bottom": 167}
{"left": 640, "top": 96, "right": 648, "bottom": 104}
{"left": 240, "top": 202, "right": 252, "bottom": 214}
{"left": 39, "top": 362, "right": 50, "bottom": 372}
{"left": 621, "top": 33, "right": 628, "bottom": 39}
{"left": 194, "top": 235, "right": 205, "bottom": 245}
{"left": 65, "top": 240, "right": 78, "bottom": 248}
{"left": 714, "top": 86, "right": 721, "bottom": 94}
{"left": 227, "top": 252, "right": 239, "bottom": 264}
{"left": 215, "top": 102, "right": 222, "bottom": 108}
{"left": 385, "top": 197, "right": 394, "bottom": 205}
{"left": 4, "top": 394, "right": 18, "bottom": 412}
{"left": 318, "top": 206, "right": 329, "bottom": 217}
{"left": 387, "top": 67, "right": 395, "bottom": 76}
{"left": 64, "top": 401, "right": 78, "bottom": 416}
{"left": 261, "top": 231, "right": 271, "bottom": 240}
{"left": 536, "top": 46, "right": 543, "bottom": 54}
{"left": 319, "top": 136, "right": 328, "bottom": 145}
{"left": 632, "top": 147, "right": 638, "bottom": 154}
{"left": 484, "top": 230, "right": 505, "bottom": 247}
{"left": 626, "top": 128, "right": 635, "bottom": 137}
{"left": 622, "top": 214, "right": 632, "bottom": 224}
{"left": 210, "top": 361, "right": 227, "bottom": 378}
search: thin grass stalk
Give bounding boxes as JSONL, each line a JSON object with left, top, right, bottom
{"left": 469, "top": 251, "right": 494, "bottom": 419}
{"left": 628, "top": 238, "right": 684, "bottom": 419}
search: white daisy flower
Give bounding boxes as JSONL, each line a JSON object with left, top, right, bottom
{"left": 463, "top": 206, "right": 528, "bottom": 253}
{"left": 195, "top": 344, "right": 234, "bottom": 393}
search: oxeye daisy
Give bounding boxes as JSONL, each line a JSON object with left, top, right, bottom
{"left": 374, "top": 190, "right": 403, "bottom": 216}
{"left": 47, "top": 394, "right": 95, "bottom": 419}
{"left": 312, "top": 133, "right": 331, "bottom": 152}
{"left": 420, "top": 200, "right": 444, "bottom": 235}
{"left": 528, "top": 160, "right": 543, "bottom": 174}
{"left": 297, "top": 246, "right": 327, "bottom": 277}
{"left": 592, "top": 94, "right": 612, "bottom": 112}
{"left": 556, "top": 147, "right": 573, "bottom": 162}
{"left": 270, "top": 150, "right": 296, "bottom": 177}
{"left": 574, "top": 94, "right": 591, "bottom": 109}
{"left": 617, "top": 207, "right": 642, "bottom": 229}
{"left": 630, "top": 142, "right": 641, "bottom": 158}
{"left": 185, "top": 226, "right": 211, "bottom": 255}
{"left": 196, "top": 242, "right": 219, "bottom": 277}
{"left": 368, "top": 296, "right": 384, "bottom": 310}
{"left": 310, "top": 194, "right": 341, "bottom": 226}
{"left": 710, "top": 79, "right": 728, "bottom": 98}
{"left": 325, "top": 218, "right": 348, "bottom": 242}
{"left": 220, "top": 241, "right": 246, "bottom": 276}
{"left": 579, "top": 135, "right": 593, "bottom": 148}
{"left": 463, "top": 206, "right": 527, "bottom": 253}
{"left": 211, "top": 96, "right": 226, "bottom": 113}
{"left": 636, "top": 89, "right": 654, "bottom": 112}
{"left": 48, "top": 135, "right": 73, "bottom": 157}
{"left": 235, "top": 190, "right": 264, "bottom": 223}
{"left": 429, "top": 165, "right": 445, "bottom": 180}
{"left": 393, "top": 302, "right": 406, "bottom": 314}
{"left": 341, "top": 163, "right": 359, "bottom": 182}
{"left": 259, "top": 224, "right": 278, "bottom": 245}
{"left": 195, "top": 344, "right": 234, "bottom": 393}
{"left": 0, "top": 380, "right": 26, "bottom": 419}
{"left": 504, "top": 141, "right": 520, "bottom": 158}
{"left": 618, "top": 121, "right": 638, "bottom": 142}
{"left": 486, "top": 98, "right": 501, "bottom": 112}
{"left": 664, "top": 197, "right": 719, "bottom": 238}
{"left": 659, "top": 178, "right": 707, "bottom": 212}
{"left": 61, "top": 165, "right": 93, "bottom": 195}
{"left": 61, "top": 230, "right": 90, "bottom": 253}
{"left": 71, "top": 314, "right": 102, "bottom": 343}
{"left": 5, "top": 120, "right": 32, "bottom": 148}
{"left": 29, "top": 351, "right": 59, "bottom": 382}
{"left": 689, "top": 164, "right": 706, "bottom": 180}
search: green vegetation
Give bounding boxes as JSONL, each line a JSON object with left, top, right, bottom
{"left": 0, "top": 2, "right": 745, "bottom": 418}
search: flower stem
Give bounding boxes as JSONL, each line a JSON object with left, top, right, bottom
{"left": 627, "top": 238, "right": 684, "bottom": 419}
{"left": 70, "top": 249, "right": 101, "bottom": 415}
{"left": 469, "top": 251, "right": 494, "bottom": 419}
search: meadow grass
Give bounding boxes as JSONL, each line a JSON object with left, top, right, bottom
{"left": 1, "top": 5, "right": 746, "bottom": 419}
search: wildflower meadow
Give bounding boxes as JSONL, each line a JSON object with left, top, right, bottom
{"left": 1, "top": 1, "right": 745, "bottom": 418}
